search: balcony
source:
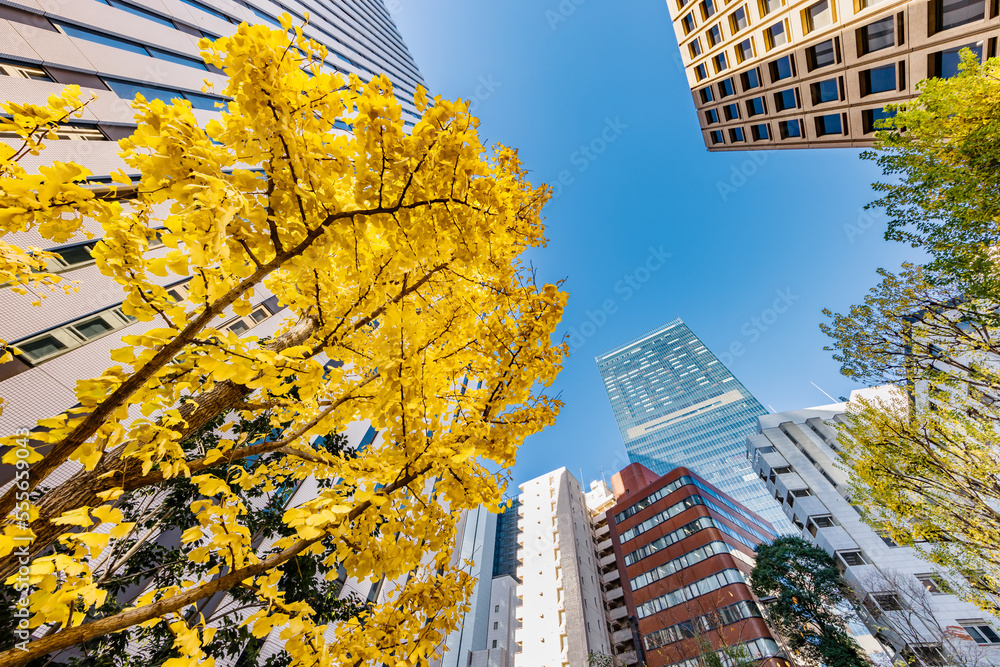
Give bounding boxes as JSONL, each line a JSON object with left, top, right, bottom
{"left": 608, "top": 605, "right": 628, "bottom": 621}
{"left": 597, "top": 538, "right": 612, "bottom": 551}
{"left": 602, "top": 568, "right": 620, "bottom": 585}
{"left": 595, "top": 523, "right": 610, "bottom": 539}
{"left": 617, "top": 650, "right": 639, "bottom": 665}
{"left": 599, "top": 553, "right": 617, "bottom": 568}
{"left": 612, "top": 628, "right": 633, "bottom": 644}
{"left": 606, "top": 586, "right": 624, "bottom": 602}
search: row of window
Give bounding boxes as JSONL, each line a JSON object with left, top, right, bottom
{"left": 698, "top": 40, "right": 835, "bottom": 101}
{"left": 623, "top": 513, "right": 761, "bottom": 566}
{"left": 629, "top": 539, "right": 731, "bottom": 591}
{"left": 662, "top": 638, "right": 782, "bottom": 667}
{"left": 708, "top": 107, "right": 895, "bottom": 144}
{"left": 642, "top": 599, "right": 763, "bottom": 651}
{"left": 614, "top": 474, "right": 696, "bottom": 523}
{"left": 635, "top": 568, "right": 746, "bottom": 619}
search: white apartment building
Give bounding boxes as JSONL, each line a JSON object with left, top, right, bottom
{"left": 515, "top": 468, "right": 614, "bottom": 667}
{"left": 747, "top": 388, "right": 1000, "bottom": 667}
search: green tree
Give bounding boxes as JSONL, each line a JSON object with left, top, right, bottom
{"left": 750, "top": 536, "right": 868, "bottom": 667}
{"left": 862, "top": 52, "right": 1000, "bottom": 300}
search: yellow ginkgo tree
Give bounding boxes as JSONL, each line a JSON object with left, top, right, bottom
{"left": 0, "top": 16, "right": 566, "bottom": 667}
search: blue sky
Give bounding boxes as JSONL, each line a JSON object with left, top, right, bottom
{"left": 390, "top": 0, "right": 918, "bottom": 490}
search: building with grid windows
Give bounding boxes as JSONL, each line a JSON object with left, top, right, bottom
{"left": 606, "top": 463, "right": 786, "bottom": 667}
{"left": 664, "top": 0, "right": 999, "bottom": 149}
{"left": 596, "top": 319, "right": 794, "bottom": 533}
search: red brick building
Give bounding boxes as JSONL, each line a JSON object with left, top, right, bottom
{"left": 607, "top": 463, "right": 790, "bottom": 667}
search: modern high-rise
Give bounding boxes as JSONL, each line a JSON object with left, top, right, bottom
{"left": 596, "top": 319, "right": 794, "bottom": 533}
{"left": 664, "top": 0, "right": 999, "bottom": 149}
{"left": 493, "top": 498, "right": 522, "bottom": 581}
{"left": 747, "top": 388, "right": 1000, "bottom": 667}
{"left": 0, "top": 0, "right": 425, "bottom": 439}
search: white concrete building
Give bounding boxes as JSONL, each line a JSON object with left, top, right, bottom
{"left": 747, "top": 388, "right": 1000, "bottom": 667}
{"left": 470, "top": 575, "right": 520, "bottom": 667}
{"left": 515, "top": 468, "right": 614, "bottom": 667}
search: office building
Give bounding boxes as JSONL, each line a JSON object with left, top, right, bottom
{"left": 606, "top": 463, "right": 786, "bottom": 667}
{"left": 747, "top": 388, "right": 1000, "bottom": 666}
{"left": 515, "top": 468, "right": 614, "bottom": 666}
{"left": 494, "top": 498, "right": 522, "bottom": 581}
{"left": 664, "top": 0, "right": 999, "bottom": 149}
{"left": 596, "top": 319, "right": 794, "bottom": 533}
{"left": 0, "top": 0, "right": 425, "bottom": 439}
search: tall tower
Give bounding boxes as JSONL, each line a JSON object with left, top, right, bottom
{"left": 662, "top": 0, "right": 999, "bottom": 149}
{"left": 596, "top": 319, "right": 793, "bottom": 533}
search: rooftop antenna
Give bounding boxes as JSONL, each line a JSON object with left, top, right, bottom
{"left": 811, "top": 382, "right": 839, "bottom": 403}
{"left": 601, "top": 466, "right": 607, "bottom": 486}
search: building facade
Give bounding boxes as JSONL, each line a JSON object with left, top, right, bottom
{"left": 606, "top": 463, "right": 786, "bottom": 667}
{"left": 597, "top": 319, "right": 793, "bottom": 533}
{"left": 0, "top": 0, "right": 425, "bottom": 440}
{"left": 664, "top": 0, "right": 1000, "bottom": 149}
{"left": 494, "top": 498, "right": 522, "bottom": 581}
{"left": 515, "top": 468, "right": 614, "bottom": 667}
{"left": 747, "top": 388, "right": 1000, "bottom": 666}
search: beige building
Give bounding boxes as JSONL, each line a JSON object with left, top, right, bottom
{"left": 665, "top": 0, "right": 999, "bottom": 149}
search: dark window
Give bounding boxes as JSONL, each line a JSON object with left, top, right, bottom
{"left": 741, "top": 68, "right": 761, "bottom": 89}
{"left": 769, "top": 55, "right": 794, "bottom": 81}
{"left": 861, "top": 64, "right": 896, "bottom": 95}
{"left": 706, "top": 108, "right": 720, "bottom": 124}
{"left": 807, "top": 39, "right": 837, "bottom": 69}
{"left": 813, "top": 515, "right": 835, "bottom": 528}
{"left": 917, "top": 574, "right": 952, "bottom": 594}
{"left": 724, "top": 103, "right": 741, "bottom": 120}
{"left": 729, "top": 127, "right": 746, "bottom": 142}
{"left": 708, "top": 24, "right": 723, "bottom": 45}
{"left": 718, "top": 77, "right": 736, "bottom": 96}
{"left": 714, "top": 52, "right": 728, "bottom": 72}
{"left": 18, "top": 335, "right": 67, "bottom": 361}
{"left": 872, "top": 592, "right": 904, "bottom": 611}
{"left": 858, "top": 17, "right": 895, "bottom": 55}
{"left": 695, "top": 63, "right": 709, "bottom": 80}
{"left": 811, "top": 78, "right": 839, "bottom": 103}
{"left": 177, "top": 0, "right": 233, "bottom": 22}
{"left": 778, "top": 119, "right": 801, "bottom": 138}
{"left": 730, "top": 7, "right": 749, "bottom": 31}
{"left": 702, "top": 0, "right": 717, "bottom": 19}
{"left": 934, "top": 0, "right": 985, "bottom": 31}
{"left": 862, "top": 106, "right": 895, "bottom": 133}
{"left": 751, "top": 123, "right": 770, "bottom": 140}
{"left": 710, "top": 130, "right": 725, "bottom": 144}
{"left": 963, "top": 625, "right": 1000, "bottom": 645}
{"left": 74, "top": 316, "right": 114, "bottom": 339}
{"left": 774, "top": 87, "right": 798, "bottom": 111}
{"left": 805, "top": 0, "right": 833, "bottom": 31}
{"left": 103, "top": 0, "right": 176, "bottom": 28}
{"left": 746, "top": 96, "right": 766, "bottom": 115}
{"left": 760, "top": 0, "right": 782, "bottom": 14}
{"left": 929, "top": 42, "right": 983, "bottom": 78}
{"left": 492, "top": 640, "right": 498, "bottom": 649}
{"left": 839, "top": 551, "right": 866, "bottom": 566}
{"left": 690, "top": 39, "right": 703, "bottom": 58}
{"left": 682, "top": 13, "right": 696, "bottom": 33}
{"left": 699, "top": 86, "right": 715, "bottom": 103}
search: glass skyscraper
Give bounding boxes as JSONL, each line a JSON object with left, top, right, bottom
{"left": 596, "top": 319, "right": 793, "bottom": 533}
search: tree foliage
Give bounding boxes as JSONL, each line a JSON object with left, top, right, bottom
{"left": 0, "top": 16, "right": 567, "bottom": 667}
{"left": 862, "top": 52, "right": 1000, "bottom": 300}
{"left": 750, "top": 536, "right": 868, "bottom": 667}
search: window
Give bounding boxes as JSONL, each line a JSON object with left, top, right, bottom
{"left": 746, "top": 96, "right": 766, "bottom": 116}
{"left": 917, "top": 574, "right": 952, "bottom": 594}
{"left": 222, "top": 305, "right": 272, "bottom": 335}
{"left": 859, "top": 0, "right": 890, "bottom": 8}
{"left": 811, "top": 78, "right": 839, "bottom": 103}
{"left": 706, "top": 108, "right": 720, "bottom": 124}
{"left": 43, "top": 241, "right": 97, "bottom": 272}
{"left": 741, "top": 68, "right": 762, "bottom": 89}
{"left": 0, "top": 60, "right": 53, "bottom": 81}
{"left": 702, "top": 0, "right": 717, "bottom": 20}
{"left": 714, "top": 52, "right": 729, "bottom": 73}
{"left": 13, "top": 306, "right": 137, "bottom": 364}
{"left": 808, "top": 515, "right": 835, "bottom": 535}
{"left": 177, "top": 0, "right": 233, "bottom": 22}
{"left": 492, "top": 640, "right": 498, "bottom": 649}
{"left": 718, "top": 77, "right": 736, "bottom": 96}
{"left": 690, "top": 39, "right": 703, "bottom": 58}
{"left": 760, "top": 0, "right": 782, "bottom": 15}
{"left": 736, "top": 38, "right": 754, "bottom": 62}
{"left": 765, "top": 20, "right": 788, "bottom": 49}
{"left": 730, "top": 7, "right": 749, "bottom": 32}
{"left": 778, "top": 119, "right": 802, "bottom": 138}
{"left": 934, "top": 0, "right": 985, "bottom": 32}
{"left": 791, "top": 488, "right": 811, "bottom": 497}
{"left": 858, "top": 16, "right": 895, "bottom": 55}
{"left": 710, "top": 129, "right": 725, "bottom": 144}
{"left": 751, "top": 123, "right": 770, "bottom": 140}
{"left": 807, "top": 39, "right": 838, "bottom": 69}
{"left": 860, "top": 64, "right": 896, "bottom": 95}
{"left": 962, "top": 623, "right": 1000, "bottom": 645}
{"left": 837, "top": 551, "right": 867, "bottom": 570}
{"left": 929, "top": 42, "right": 982, "bottom": 78}
{"left": 773, "top": 466, "right": 793, "bottom": 475}
{"left": 682, "top": 13, "right": 696, "bottom": 33}
{"left": 769, "top": 55, "right": 795, "bottom": 81}
{"left": 862, "top": 106, "right": 895, "bottom": 133}
{"left": 729, "top": 127, "right": 746, "bottom": 142}
{"left": 870, "top": 592, "right": 903, "bottom": 611}
{"left": 708, "top": 24, "right": 723, "bottom": 45}
{"left": 493, "top": 621, "right": 499, "bottom": 629}
{"left": 98, "top": 0, "right": 176, "bottom": 29}
{"left": 724, "top": 103, "right": 741, "bottom": 120}
{"left": 55, "top": 22, "right": 207, "bottom": 70}
{"left": 804, "top": 0, "right": 833, "bottom": 31}
{"left": 774, "top": 87, "right": 798, "bottom": 111}
{"left": 104, "top": 79, "right": 224, "bottom": 111}
{"left": 699, "top": 86, "right": 715, "bottom": 103}
{"left": 695, "top": 63, "right": 709, "bottom": 80}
